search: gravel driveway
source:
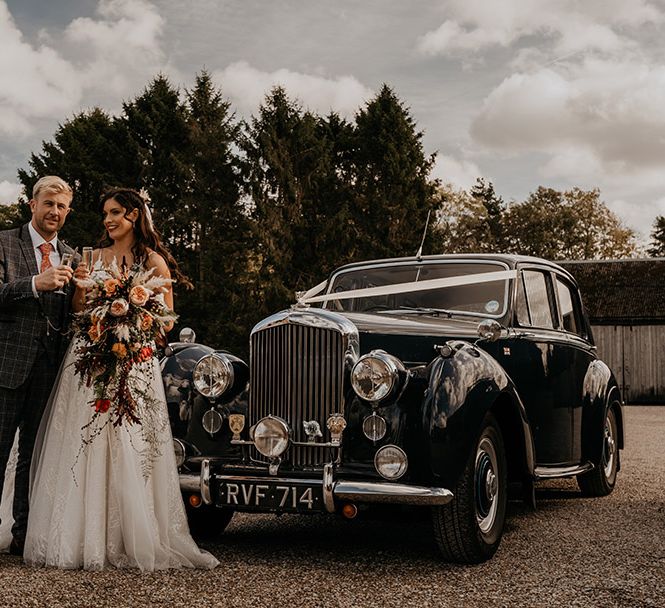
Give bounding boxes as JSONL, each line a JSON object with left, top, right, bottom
{"left": 1, "top": 406, "right": 663, "bottom": 608}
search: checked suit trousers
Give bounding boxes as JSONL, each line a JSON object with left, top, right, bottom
{"left": 0, "top": 341, "right": 63, "bottom": 543}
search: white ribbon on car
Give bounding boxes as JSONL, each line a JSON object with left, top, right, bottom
{"left": 298, "top": 269, "right": 518, "bottom": 305}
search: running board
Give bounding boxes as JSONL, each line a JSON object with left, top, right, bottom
{"left": 534, "top": 462, "right": 594, "bottom": 479}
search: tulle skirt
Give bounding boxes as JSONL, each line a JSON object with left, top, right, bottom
{"left": 1, "top": 341, "right": 218, "bottom": 571}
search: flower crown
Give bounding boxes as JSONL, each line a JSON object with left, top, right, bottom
{"left": 138, "top": 188, "right": 155, "bottom": 231}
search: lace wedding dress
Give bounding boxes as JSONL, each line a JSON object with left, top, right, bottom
{"left": 0, "top": 339, "right": 218, "bottom": 571}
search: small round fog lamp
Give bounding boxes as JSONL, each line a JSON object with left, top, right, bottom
{"left": 173, "top": 438, "right": 186, "bottom": 467}
{"left": 202, "top": 408, "right": 223, "bottom": 435}
{"left": 252, "top": 416, "right": 290, "bottom": 458}
{"left": 374, "top": 445, "right": 408, "bottom": 480}
{"left": 362, "top": 413, "right": 387, "bottom": 442}
{"left": 193, "top": 353, "right": 234, "bottom": 398}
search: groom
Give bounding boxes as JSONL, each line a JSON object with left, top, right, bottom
{"left": 0, "top": 175, "right": 77, "bottom": 556}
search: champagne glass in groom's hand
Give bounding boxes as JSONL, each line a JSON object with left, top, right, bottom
{"left": 54, "top": 250, "right": 76, "bottom": 295}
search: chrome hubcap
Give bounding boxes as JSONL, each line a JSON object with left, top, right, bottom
{"left": 475, "top": 437, "right": 499, "bottom": 534}
{"left": 603, "top": 415, "right": 616, "bottom": 479}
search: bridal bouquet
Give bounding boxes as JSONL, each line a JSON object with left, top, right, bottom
{"left": 73, "top": 260, "right": 177, "bottom": 428}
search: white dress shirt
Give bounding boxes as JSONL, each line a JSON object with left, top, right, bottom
{"left": 28, "top": 221, "right": 60, "bottom": 298}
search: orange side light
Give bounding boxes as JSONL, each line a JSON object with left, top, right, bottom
{"left": 189, "top": 494, "right": 202, "bottom": 508}
{"left": 342, "top": 503, "right": 358, "bottom": 519}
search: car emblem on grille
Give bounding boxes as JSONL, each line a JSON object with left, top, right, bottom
{"left": 327, "top": 413, "right": 347, "bottom": 445}
{"left": 228, "top": 414, "right": 246, "bottom": 441}
{"left": 303, "top": 420, "right": 323, "bottom": 442}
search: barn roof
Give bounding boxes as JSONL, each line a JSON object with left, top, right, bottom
{"left": 560, "top": 258, "right": 665, "bottom": 325}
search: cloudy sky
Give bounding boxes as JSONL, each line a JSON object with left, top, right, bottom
{"left": 1, "top": 0, "right": 664, "bottom": 240}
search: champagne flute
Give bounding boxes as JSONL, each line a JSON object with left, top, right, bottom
{"left": 82, "top": 247, "right": 93, "bottom": 268}
{"left": 54, "top": 250, "right": 75, "bottom": 295}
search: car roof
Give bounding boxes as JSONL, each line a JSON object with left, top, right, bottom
{"left": 330, "top": 253, "right": 576, "bottom": 283}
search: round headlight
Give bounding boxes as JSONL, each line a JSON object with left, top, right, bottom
{"left": 193, "top": 353, "right": 234, "bottom": 398}
{"left": 374, "top": 445, "right": 408, "bottom": 480}
{"left": 351, "top": 351, "right": 402, "bottom": 402}
{"left": 252, "top": 416, "right": 290, "bottom": 458}
{"left": 202, "top": 408, "right": 223, "bottom": 435}
{"left": 173, "top": 438, "right": 186, "bottom": 467}
{"left": 363, "top": 413, "right": 387, "bottom": 442}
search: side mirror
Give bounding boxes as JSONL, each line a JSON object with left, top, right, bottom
{"left": 477, "top": 319, "right": 502, "bottom": 342}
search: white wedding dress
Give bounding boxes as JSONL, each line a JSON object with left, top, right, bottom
{"left": 0, "top": 339, "right": 218, "bottom": 571}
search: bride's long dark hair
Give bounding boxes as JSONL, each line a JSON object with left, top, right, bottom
{"left": 99, "top": 188, "right": 193, "bottom": 289}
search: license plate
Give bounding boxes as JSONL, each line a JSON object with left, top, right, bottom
{"left": 217, "top": 480, "right": 324, "bottom": 513}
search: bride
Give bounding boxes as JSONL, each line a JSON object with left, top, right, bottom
{"left": 2, "top": 188, "right": 218, "bottom": 570}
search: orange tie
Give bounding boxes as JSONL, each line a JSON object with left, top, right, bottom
{"left": 38, "top": 242, "right": 53, "bottom": 272}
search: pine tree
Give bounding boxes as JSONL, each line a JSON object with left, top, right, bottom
{"left": 243, "top": 87, "right": 335, "bottom": 314}
{"left": 350, "top": 85, "right": 439, "bottom": 260}
{"left": 647, "top": 216, "right": 665, "bottom": 257}
{"left": 470, "top": 178, "right": 506, "bottom": 252}
{"left": 18, "top": 108, "right": 138, "bottom": 247}
{"left": 122, "top": 75, "right": 190, "bottom": 253}
{"left": 180, "top": 71, "right": 249, "bottom": 352}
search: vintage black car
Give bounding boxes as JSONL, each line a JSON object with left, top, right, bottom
{"left": 162, "top": 254, "right": 623, "bottom": 563}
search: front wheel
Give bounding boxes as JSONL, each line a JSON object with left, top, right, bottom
{"left": 432, "top": 412, "right": 507, "bottom": 563}
{"left": 185, "top": 501, "right": 234, "bottom": 540}
{"left": 577, "top": 405, "right": 619, "bottom": 497}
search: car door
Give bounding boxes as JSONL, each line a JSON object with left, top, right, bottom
{"left": 551, "top": 272, "right": 595, "bottom": 463}
{"left": 500, "top": 267, "right": 574, "bottom": 465}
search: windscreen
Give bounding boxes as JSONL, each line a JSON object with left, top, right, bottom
{"left": 325, "top": 262, "right": 509, "bottom": 317}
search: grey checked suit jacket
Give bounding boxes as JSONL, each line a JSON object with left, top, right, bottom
{"left": 0, "top": 223, "right": 77, "bottom": 389}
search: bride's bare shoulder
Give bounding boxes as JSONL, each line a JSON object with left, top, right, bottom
{"left": 145, "top": 249, "right": 170, "bottom": 277}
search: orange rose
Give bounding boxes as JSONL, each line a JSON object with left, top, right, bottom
{"left": 88, "top": 325, "right": 100, "bottom": 342}
{"left": 136, "top": 346, "right": 154, "bottom": 363}
{"left": 110, "top": 298, "right": 129, "bottom": 317}
{"left": 140, "top": 313, "right": 153, "bottom": 331}
{"left": 129, "top": 285, "right": 150, "bottom": 306}
{"left": 111, "top": 343, "right": 128, "bottom": 358}
{"left": 104, "top": 278, "right": 120, "bottom": 296}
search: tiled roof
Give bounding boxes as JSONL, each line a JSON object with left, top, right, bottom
{"left": 560, "top": 259, "right": 665, "bottom": 324}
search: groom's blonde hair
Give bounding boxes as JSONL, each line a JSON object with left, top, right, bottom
{"left": 32, "top": 176, "right": 73, "bottom": 200}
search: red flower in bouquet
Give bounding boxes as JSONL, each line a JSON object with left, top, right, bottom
{"left": 94, "top": 399, "right": 111, "bottom": 413}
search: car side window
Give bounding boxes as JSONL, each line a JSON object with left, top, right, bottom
{"left": 515, "top": 273, "right": 530, "bottom": 325}
{"left": 521, "top": 270, "right": 555, "bottom": 329}
{"left": 555, "top": 276, "right": 582, "bottom": 335}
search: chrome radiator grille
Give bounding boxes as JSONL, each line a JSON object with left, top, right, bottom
{"left": 250, "top": 322, "right": 345, "bottom": 466}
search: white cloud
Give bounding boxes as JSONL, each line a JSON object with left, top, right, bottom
{"left": 0, "top": 0, "right": 169, "bottom": 137}
{"left": 64, "top": 0, "right": 167, "bottom": 94}
{"left": 0, "top": 1, "right": 82, "bottom": 132}
{"left": 0, "top": 179, "right": 22, "bottom": 204}
{"left": 471, "top": 57, "right": 665, "bottom": 170}
{"left": 417, "top": 0, "right": 664, "bottom": 56}
{"left": 213, "top": 61, "right": 373, "bottom": 118}
{"left": 431, "top": 154, "right": 482, "bottom": 190}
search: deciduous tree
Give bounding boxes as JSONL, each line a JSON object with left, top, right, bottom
{"left": 504, "top": 187, "right": 636, "bottom": 260}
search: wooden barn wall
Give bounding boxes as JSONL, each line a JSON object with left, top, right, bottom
{"left": 592, "top": 325, "right": 665, "bottom": 404}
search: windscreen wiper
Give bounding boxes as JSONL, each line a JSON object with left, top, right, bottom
{"left": 380, "top": 306, "right": 455, "bottom": 318}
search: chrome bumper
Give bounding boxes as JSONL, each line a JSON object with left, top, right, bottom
{"left": 179, "top": 460, "right": 454, "bottom": 512}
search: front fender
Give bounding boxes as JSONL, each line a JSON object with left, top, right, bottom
{"left": 423, "top": 340, "right": 535, "bottom": 488}
{"left": 581, "top": 360, "right": 624, "bottom": 465}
